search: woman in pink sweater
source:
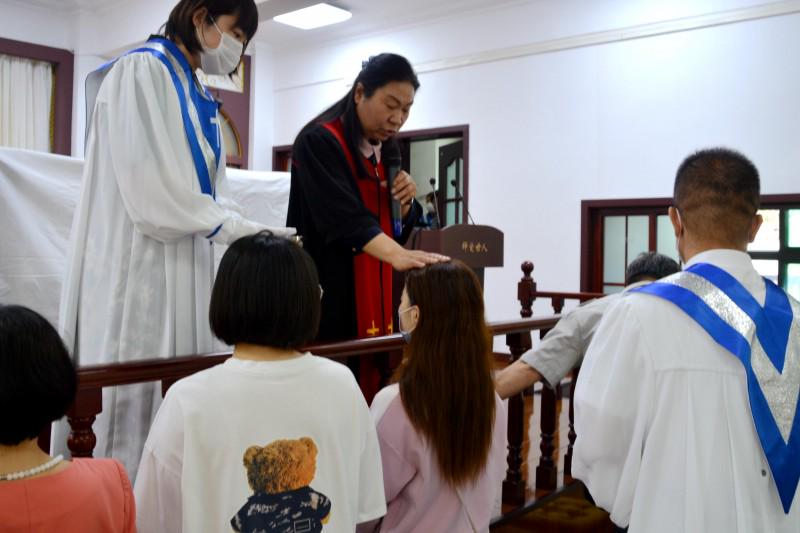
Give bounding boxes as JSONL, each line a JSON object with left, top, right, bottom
{"left": 0, "top": 305, "right": 135, "bottom": 532}
{"left": 361, "top": 260, "right": 507, "bottom": 532}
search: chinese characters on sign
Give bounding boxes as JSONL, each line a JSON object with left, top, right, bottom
{"left": 462, "top": 241, "right": 489, "bottom": 253}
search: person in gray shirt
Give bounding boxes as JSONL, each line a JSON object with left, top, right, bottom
{"left": 495, "top": 252, "right": 680, "bottom": 398}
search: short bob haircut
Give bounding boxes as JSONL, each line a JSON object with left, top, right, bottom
{"left": 0, "top": 305, "right": 77, "bottom": 446}
{"left": 210, "top": 231, "right": 321, "bottom": 349}
{"left": 164, "top": 0, "right": 259, "bottom": 56}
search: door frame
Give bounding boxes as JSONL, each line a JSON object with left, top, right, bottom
{"left": 437, "top": 140, "right": 465, "bottom": 226}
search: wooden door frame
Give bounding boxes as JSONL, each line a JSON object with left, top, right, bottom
{"left": 437, "top": 139, "right": 465, "bottom": 225}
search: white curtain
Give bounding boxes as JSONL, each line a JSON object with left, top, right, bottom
{"left": 0, "top": 54, "right": 54, "bottom": 152}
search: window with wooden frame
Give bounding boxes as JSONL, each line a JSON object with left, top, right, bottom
{"left": 581, "top": 195, "right": 800, "bottom": 299}
{"left": 0, "top": 37, "right": 73, "bottom": 155}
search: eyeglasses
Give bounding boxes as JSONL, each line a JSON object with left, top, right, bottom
{"left": 319, "top": 285, "right": 324, "bottom": 301}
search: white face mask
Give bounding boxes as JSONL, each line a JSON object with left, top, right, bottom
{"left": 197, "top": 18, "right": 243, "bottom": 75}
{"left": 398, "top": 305, "right": 417, "bottom": 343}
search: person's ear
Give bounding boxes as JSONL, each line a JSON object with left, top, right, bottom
{"left": 748, "top": 213, "right": 763, "bottom": 243}
{"left": 354, "top": 82, "right": 365, "bottom": 106}
{"left": 668, "top": 206, "right": 682, "bottom": 237}
{"left": 192, "top": 7, "right": 208, "bottom": 28}
{"left": 410, "top": 305, "right": 420, "bottom": 325}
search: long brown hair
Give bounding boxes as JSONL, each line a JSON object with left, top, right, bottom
{"left": 395, "top": 260, "right": 496, "bottom": 487}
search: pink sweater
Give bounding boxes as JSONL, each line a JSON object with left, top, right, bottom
{"left": 360, "top": 384, "right": 507, "bottom": 532}
{"left": 0, "top": 458, "right": 136, "bottom": 532}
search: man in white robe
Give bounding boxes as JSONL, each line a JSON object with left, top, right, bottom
{"left": 574, "top": 148, "right": 799, "bottom": 531}
{"left": 57, "top": 39, "right": 292, "bottom": 479}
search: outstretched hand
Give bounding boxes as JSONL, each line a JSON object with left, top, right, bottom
{"left": 390, "top": 249, "right": 449, "bottom": 271}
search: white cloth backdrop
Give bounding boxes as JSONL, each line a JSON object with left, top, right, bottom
{"left": 0, "top": 146, "right": 290, "bottom": 331}
{"left": 0, "top": 54, "right": 53, "bottom": 152}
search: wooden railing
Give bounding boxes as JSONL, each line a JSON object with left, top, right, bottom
{"left": 499, "top": 261, "right": 604, "bottom": 512}
{"left": 59, "top": 261, "right": 604, "bottom": 515}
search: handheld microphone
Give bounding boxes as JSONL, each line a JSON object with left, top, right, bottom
{"left": 450, "top": 178, "right": 476, "bottom": 225}
{"left": 384, "top": 141, "right": 404, "bottom": 237}
{"left": 428, "top": 178, "right": 442, "bottom": 229}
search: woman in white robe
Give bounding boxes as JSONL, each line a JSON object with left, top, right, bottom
{"left": 57, "top": 0, "right": 290, "bottom": 479}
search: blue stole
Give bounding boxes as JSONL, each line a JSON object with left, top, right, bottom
{"left": 85, "top": 37, "right": 221, "bottom": 204}
{"left": 633, "top": 263, "right": 800, "bottom": 513}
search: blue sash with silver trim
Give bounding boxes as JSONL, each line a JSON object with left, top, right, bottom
{"left": 85, "top": 37, "right": 221, "bottom": 201}
{"left": 633, "top": 263, "right": 800, "bottom": 513}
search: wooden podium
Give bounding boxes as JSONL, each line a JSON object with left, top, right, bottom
{"left": 405, "top": 224, "right": 504, "bottom": 286}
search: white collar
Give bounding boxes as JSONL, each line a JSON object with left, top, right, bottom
{"left": 360, "top": 138, "right": 381, "bottom": 161}
{"left": 622, "top": 280, "right": 653, "bottom": 293}
{"left": 685, "top": 249, "right": 765, "bottom": 305}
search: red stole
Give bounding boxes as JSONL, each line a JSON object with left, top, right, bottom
{"left": 322, "top": 119, "right": 394, "bottom": 400}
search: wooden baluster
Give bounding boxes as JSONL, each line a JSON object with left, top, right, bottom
{"left": 502, "top": 261, "right": 536, "bottom": 506}
{"left": 564, "top": 365, "right": 580, "bottom": 480}
{"left": 517, "top": 261, "right": 536, "bottom": 318}
{"left": 551, "top": 296, "right": 565, "bottom": 314}
{"left": 504, "top": 331, "right": 532, "bottom": 505}
{"left": 162, "top": 378, "right": 178, "bottom": 397}
{"left": 535, "top": 283, "right": 565, "bottom": 488}
{"left": 66, "top": 387, "right": 102, "bottom": 458}
{"left": 536, "top": 381, "right": 559, "bottom": 491}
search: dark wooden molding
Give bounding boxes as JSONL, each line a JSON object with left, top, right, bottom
{"left": 272, "top": 143, "right": 293, "bottom": 172}
{"left": 0, "top": 37, "right": 73, "bottom": 155}
{"left": 761, "top": 193, "right": 800, "bottom": 206}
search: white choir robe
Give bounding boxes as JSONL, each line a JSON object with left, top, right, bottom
{"left": 56, "top": 51, "right": 292, "bottom": 479}
{"left": 573, "top": 249, "right": 799, "bottom": 532}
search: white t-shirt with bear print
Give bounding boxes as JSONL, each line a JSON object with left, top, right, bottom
{"left": 134, "top": 353, "right": 386, "bottom": 533}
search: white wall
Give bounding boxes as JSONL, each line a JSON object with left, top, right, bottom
{"left": 266, "top": 0, "right": 800, "bottom": 322}
{"left": 0, "top": 1, "right": 76, "bottom": 50}
{"left": 249, "top": 41, "right": 275, "bottom": 170}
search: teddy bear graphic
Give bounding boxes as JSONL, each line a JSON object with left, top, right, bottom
{"left": 231, "top": 437, "right": 332, "bottom": 533}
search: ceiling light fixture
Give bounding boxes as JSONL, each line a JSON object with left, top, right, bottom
{"left": 273, "top": 3, "right": 352, "bottom": 30}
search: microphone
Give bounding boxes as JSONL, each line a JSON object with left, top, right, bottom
{"left": 450, "top": 178, "right": 476, "bottom": 225}
{"left": 383, "top": 141, "right": 404, "bottom": 237}
{"left": 428, "top": 178, "right": 442, "bottom": 229}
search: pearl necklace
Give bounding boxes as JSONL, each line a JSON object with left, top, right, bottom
{"left": 0, "top": 455, "right": 64, "bottom": 481}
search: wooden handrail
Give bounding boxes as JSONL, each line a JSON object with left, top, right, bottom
{"left": 533, "top": 290, "right": 604, "bottom": 302}
{"left": 74, "top": 317, "right": 562, "bottom": 389}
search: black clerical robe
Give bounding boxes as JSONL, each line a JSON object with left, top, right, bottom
{"left": 287, "top": 118, "right": 419, "bottom": 356}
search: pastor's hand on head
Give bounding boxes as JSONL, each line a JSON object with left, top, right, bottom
{"left": 391, "top": 250, "right": 450, "bottom": 271}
